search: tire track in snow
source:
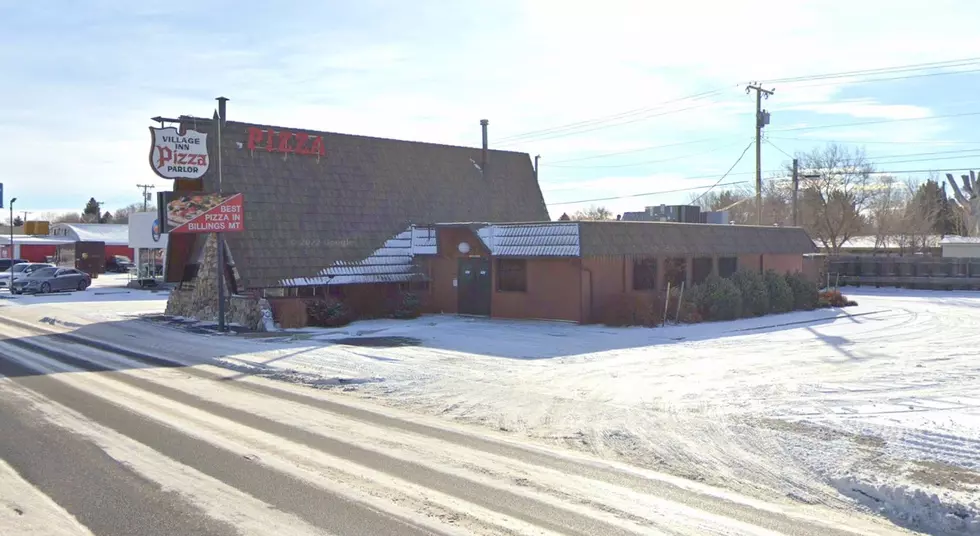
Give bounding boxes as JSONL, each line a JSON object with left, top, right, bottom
{"left": 0, "top": 316, "right": 910, "bottom": 536}
{"left": 0, "top": 381, "right": 336, "bottom": 536}
{"left": 0, "top": 330, "right": 652, "bottom": 536}
{"left": 0, "top": 347, "right": 445, "bottom": 536}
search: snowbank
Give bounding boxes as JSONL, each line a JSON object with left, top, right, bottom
{"left": 833, "top": 475, "right": 980, "bottom": 535}
{"left": 4, "top": 286, "right": 980, "bottom": 533}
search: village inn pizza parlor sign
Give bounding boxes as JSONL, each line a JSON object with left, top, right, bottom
{"left": 149, "top": 126, "right": 209, "bottom": 180}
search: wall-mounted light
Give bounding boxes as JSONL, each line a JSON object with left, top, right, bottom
{"left": 458, "top": 242, "right": 471, "bottom": 254}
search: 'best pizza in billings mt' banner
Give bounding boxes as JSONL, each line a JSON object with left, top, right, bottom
{"left": 158, "top": 192, "right": 245, "bottom": 234}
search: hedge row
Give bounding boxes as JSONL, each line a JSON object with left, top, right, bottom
{"left": 305, "top": 291, "right": 422, "bottom": 328}
{"left": 681, "top": 270, "right": 855, "bottom": 323}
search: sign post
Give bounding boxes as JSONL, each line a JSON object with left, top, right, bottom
{"left": 148, "top": 105, "right": 230, "bottom": 330}
{"left": 215, "top": 97, "right": 229, "bottom": 332}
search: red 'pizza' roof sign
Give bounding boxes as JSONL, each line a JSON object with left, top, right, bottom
{"left": 246, "top": 127, "right": 325, "bottom": 157}
{"left": 164, "top": 193, "right": 244, "bottom": 234}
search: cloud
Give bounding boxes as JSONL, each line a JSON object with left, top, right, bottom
{"left": 783, "top": 99, "right": 933, "bottom": 120}
{"left": 3, "top": 0, "right": 980, "bottom": 215}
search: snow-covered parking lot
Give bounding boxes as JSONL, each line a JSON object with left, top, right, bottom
{"left": 2, "top": 283, "right": 978, "bottom": 534}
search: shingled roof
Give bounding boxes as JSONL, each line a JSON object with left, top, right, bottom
{"left": 184, "top": 117, "right": 548, "bottom": 289}
{"left": 424, "top": 221, "right": 817, "bottom": 258}
{"left": 577, "top": 221, "right": 818, "bottom": 257}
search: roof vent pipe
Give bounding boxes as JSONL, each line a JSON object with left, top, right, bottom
{"left": 480, "top": 119, "right": 489, "bottom": 174}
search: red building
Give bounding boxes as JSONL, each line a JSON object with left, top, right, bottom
{"left": 48, "top": 223, "right": 134, "bottom": 261}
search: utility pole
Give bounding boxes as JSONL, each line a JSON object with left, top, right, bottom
{"left": 746, "top": 83, "right": 774, "bottom": 225}
{"left": 215, "top": 96, "right": 229, "bottom": 333}
{"left": 137, "top": 184, "right": 155, "bottom": 211}
{"left": 792, "top": 158, "right": 799, "bottom": 227}
{"left": 9, "top": 197, "right": 16, "bottom": 260}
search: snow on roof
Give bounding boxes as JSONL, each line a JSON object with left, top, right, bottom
{"left": 477, "top": 223, "right": 581, "bottom": 257}
{"left": 0, "top": 235, "right": 74, "bottom": 245}
{"left": 940, "top": 235, "right": 980, "bottom": 245}
{"left": 49, "top": 223, "right": 130, "bottom": 246}
{"left": 278, "top": 228, "right": 424, "bottom": 287}
{"left": 814, "top": 235, "right": 942, "bottom": 250}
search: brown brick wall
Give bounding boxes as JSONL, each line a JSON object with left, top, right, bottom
{"left": 491, "top": 258, "right": 582, "bottom": 323}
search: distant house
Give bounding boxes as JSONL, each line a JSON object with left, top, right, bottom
{"left": 940, "top": 236, "right": 980, "bottom": 258}
{"left": 813, "top": 235, "right": 941, "bottom": 256}
{"left": 2, "top": 224, "right": 133, "bottom": 264}
{"left": 49, "top": 223, "right": 135, "bottom": 261}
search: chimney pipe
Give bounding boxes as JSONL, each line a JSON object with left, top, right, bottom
{"left": 480, "top": 119, "right": 489, "bottom": 173}
{"left": 216, "top": 96, "right": 229, "bottom": 126}
{"left": 534, "top": 154, "right": 540, "bottom": 182}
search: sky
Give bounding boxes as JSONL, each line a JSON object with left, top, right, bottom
{"left": 2, "top": 0, "right": 980, "bottom": 221}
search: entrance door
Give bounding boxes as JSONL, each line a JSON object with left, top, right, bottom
{"left": 457, "top": 257, "right": 491, "bottom": 316}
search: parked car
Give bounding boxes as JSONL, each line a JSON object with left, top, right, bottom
{"left": 0, "top": 262, "right": 55, "bottom": 292}
{"left": 14, "top": 267, "right": 91, "bottom": 294}
{"left": 106, "top": 255, "right": 134, "bottom": 273}
{"left": 0, "top": 258, "right": 28, "bottom": 272}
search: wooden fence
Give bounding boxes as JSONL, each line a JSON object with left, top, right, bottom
{"left": 827, "top": 255, "right": 980, "bottom": 289}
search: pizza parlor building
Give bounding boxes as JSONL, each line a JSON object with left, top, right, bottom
{"left": 153, "top": 108, "right": 816, "bottom": 329}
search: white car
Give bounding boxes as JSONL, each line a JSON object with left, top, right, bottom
{"left": 0, "top": 262, "right": 55, "bottom": 293}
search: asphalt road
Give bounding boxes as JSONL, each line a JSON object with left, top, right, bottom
{"left": 0, "top": 315, "right": 914, "bottom": 536}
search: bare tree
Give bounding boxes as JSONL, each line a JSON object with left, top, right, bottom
{"left": 688, "top": 187, "right": 755, "bottom": 224}
{"left": 945, "top": 170, "right": 980, "bottom": 236}
{"left": 112, "top": 203, "right": 148, "bottom": 224}
{"left": 52, "top": 212, "right": 84, "bottom": 224}
{"left": 867, "top": 175, "right": 903, "bottom": 252}
{"left": 761, "top": 179, "right": 793, "bottom": 226}
{"left": 571, "top": 205, "right": 613, "bottom": 221}
{"left": 796, "top": 144, "right": 876, "bottom": 255}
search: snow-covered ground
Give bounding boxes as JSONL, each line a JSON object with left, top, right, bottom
{"left": 2, "top": 282, "right": 978, "bottom": 534}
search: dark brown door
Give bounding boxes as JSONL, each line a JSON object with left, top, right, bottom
{"left": 457, "top": 258, "right": 491, "bottom": 316}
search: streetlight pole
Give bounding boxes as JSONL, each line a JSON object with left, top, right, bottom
{"left": 215, "top": 96, "right": 229, "bottom": 332}
{"left": 9, "top": 197, "right": 16, "bottom": 260}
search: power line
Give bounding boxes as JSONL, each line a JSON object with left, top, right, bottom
{"left": 769, "top": 110, "right": 980, "bottom": 133}
{"left": 544, "top": 136, "right": 736, "bottom": 165}
{"left": 544, "top": 167, "right": 976, "bottom": 207}
{"left": 766, "top": 135, "right": 980, "bottom": 146}
{"left": 764, "top": 135, "right": 980, "bottom": 164}
{"left": 546, "top": 179, "right": 766, "bottom": 207}
{"left": 692, "top": 141, "right": 756, "bottom": 205}
{"left": 762, "top": 57, "right": 980, "bottom": 84}
{"left": 498, "top": 57, "right": 980, "bottom": 148}
{"left": 496, "top": 98, "right": 726, "bottom": 147}
{"left": 543, "top": 139, "right": 749, "bottom": 169}
{"left": 773, "top": 68, "right": 980, "bottom": 92}
{"left": 493, "top": 88, "right": 730, "bottom": 145}
{"left": 763, "top": 137, "right": 794, "bottom": 159}
{"left": 540, "top": 168, "right": 765, "bottom": 193}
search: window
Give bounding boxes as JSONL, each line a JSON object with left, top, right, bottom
{"left": 497, "top": 259, "right": 527, "bottom": 292}
{"left": 692, "top": 257, "right": 713, "bottom": 285}
{"left": 33, "top": 268, "right": 57, "bottom": 278}
{"left": 663, "top": 258, "right": 687, "bottom": 290}
{"left": 632, "top": 258, "right": 658, "bottom": 290}
{"left": 718, "top": 257, "right": 738, "bottom": 278}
